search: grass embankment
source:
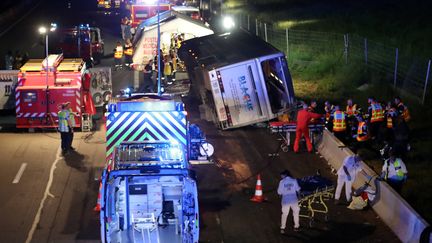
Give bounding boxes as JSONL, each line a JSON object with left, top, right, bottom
{"left": 226, "top": 0, "right": 432, "bottom": 223}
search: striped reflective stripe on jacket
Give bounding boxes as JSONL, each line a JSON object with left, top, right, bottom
{"left": 333, "top": 111, "right": 346, "bottom": 132}
{"left": 58, "top": 110, "right": 70, "bottom": 132}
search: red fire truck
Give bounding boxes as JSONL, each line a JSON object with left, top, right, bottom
{"left": 53, "top": 25, "right": 104, "bottom": 65}
{"left": 15, "top": 54, "right": 96, "bottom": 131}
{"left": 130, "top": 2, "right": 172, "bottom": 29}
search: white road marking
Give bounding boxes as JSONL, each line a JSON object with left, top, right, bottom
{"left": 25, "top": 148, "right": 61, "bottom": 243}
{"left": 216, "top": 214, "right": 221, "bottom": 225}
{"left": 12, "top": 163, "right": 27, "bottom": 184}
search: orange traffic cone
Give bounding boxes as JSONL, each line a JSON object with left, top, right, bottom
{"left": 93, "top": 182, "right": 102, "bottom": 212}
{"left": 250, "top": 174, "right": 265, "bottom": 203}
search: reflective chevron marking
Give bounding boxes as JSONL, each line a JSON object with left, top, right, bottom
{"left": 106, "top": 111, "right": 187, "bottom": 160}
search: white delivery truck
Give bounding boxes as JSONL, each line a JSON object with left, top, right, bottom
{"left": 178, "top": 30, "right": 295, "bottom": 129}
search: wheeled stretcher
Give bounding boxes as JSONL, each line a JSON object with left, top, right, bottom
{"left": 269, "top": 121, "right": 324, "bottom": 152}
{"left": 297, "top": 175, "right": 334, "bottom": 227}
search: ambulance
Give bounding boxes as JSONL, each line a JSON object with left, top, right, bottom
{"left": 99, "top": 95, "right": 211, "bottom": 243}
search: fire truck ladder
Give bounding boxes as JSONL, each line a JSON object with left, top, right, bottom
{"left": 81, "top": 113, "right": 92, "bottom": 132}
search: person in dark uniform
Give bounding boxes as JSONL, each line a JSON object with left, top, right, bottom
{"left": 140, "top": 59, "right": 154, "bottom": 93}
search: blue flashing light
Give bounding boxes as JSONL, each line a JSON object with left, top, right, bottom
{"left": 175, "top": 102, "right": 185, "bottom": 111}
{"left": 107, "top": 114, "right": 115, "bottom": 121}
{"left": 79, "top": 24, "right": 90, "bottom": 30}
{"left": 116, "top": 100, "right": 177, "bottom": 112}
{"left": 108, "top": 103, "right": 116, "bottom": 112}
{"left": 50, "top": 23, "right": 57, "bottom": 32}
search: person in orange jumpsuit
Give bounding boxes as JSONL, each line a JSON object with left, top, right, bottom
{"left": 294, "top": 104, "right": 323, "bottom": 153}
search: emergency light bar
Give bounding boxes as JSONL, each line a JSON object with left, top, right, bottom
{"left": 108, "top": 98, "right": 184, "bottom": 112}
{"left": 114, "top": 141, "right": 185, "bottom": 170}
{"left": 135, "top": 0, "right": 157, "bottom": 4}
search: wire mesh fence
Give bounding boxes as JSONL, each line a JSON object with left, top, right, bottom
{"left": 236, "top": 13, "right": 432, "bottom": 104}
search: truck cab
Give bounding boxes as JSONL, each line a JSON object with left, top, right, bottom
{"left": 100, "top": 96, "right": 204, "bottom": 243}
{"left": 130, "top": 2, "right": 172, "bottom": 29}
{"left": 53, "top": 25, "right": 104, "bottom": 66}
{"left": 90, "top": 27, "right": 105, "bottom": 64}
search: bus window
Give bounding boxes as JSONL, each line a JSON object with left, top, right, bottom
{"left": 261, "top": 57, "right": 289, "bottom": 113}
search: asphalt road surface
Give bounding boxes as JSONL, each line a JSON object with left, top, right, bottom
{"left": 0, "top": 0, "right": 399, "bottom": 242}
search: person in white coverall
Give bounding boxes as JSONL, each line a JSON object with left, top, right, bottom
{"left": 277, "top": 170, "right": 301, "bottom": 234}
{"left": 335, "top": 154, "right": 362, "bottom": 204}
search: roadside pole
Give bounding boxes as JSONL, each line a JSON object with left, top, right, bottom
{"left": 393, "top": 48, "right": 399, "bottom": 88}
{"left": 422, "top": 59, "right": 431, "bottom": 104}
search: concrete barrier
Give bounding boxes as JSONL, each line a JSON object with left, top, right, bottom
{"left": 318, "top": 129, "right": 431, "bottom": 243}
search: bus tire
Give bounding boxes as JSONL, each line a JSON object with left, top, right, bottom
{"left": 103, "top": 91, "right": 112, "bottom": 103}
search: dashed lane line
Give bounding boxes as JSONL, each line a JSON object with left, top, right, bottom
{"left": 12, "top": 163, "right": 27, "bottom": 184}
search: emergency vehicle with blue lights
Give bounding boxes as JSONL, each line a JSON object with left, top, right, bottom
{"left": 53, "top": 25, "right": 105, "bottom": 65}
{"left": 99, "top": 95, "right": 212, "bottom": 243}
{"left": 130, "top": 0, "right": 172, "bottom": 29}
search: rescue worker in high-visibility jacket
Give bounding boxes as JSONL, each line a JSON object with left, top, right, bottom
{"left": 163, "top": 55, "right": 173, "bottom": 83}
{"left": 345, "top": 98, "right": 357, "bottom": 118}
{"left": 331, "top": 106, "right": 347, "bottom": 141}
{"left": 113, "top": 41, "right": 123, "bottom": 70}
{"left": 367, "top": 97, "right": 385, "bottom": 141}
{"left": 381, "top": 150, "right": 407, "bottom": 193}
{"left": 123, "top": 39, "right": 133, "bottom": 68}
{"left": 294, "top": 104, "right": 322, "bottom": 153}
{"left": 58, "top": 102, "right": 73, "bottom": 155}
{"left": 355, "top": 115, "right": 369, "bottom": 142}
{"left": 394, "top": 96, "right": 411, "bottom": 122}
